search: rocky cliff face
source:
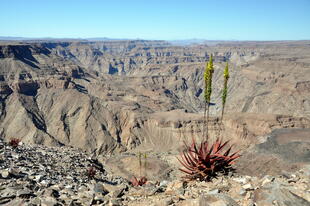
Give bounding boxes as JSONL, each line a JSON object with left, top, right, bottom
{"left": 0, "top": 40, "right": 309, "bottom": 153}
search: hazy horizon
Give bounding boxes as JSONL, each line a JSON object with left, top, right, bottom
{"left": 1, "top": 0, "right": 310, "bottom": 41}
{"left": 1, "top": 36, "right": 310, "bottom": 42}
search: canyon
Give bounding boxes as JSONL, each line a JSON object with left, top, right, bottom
{"left": 0, "top": 40, "right": 309, "bottom": 153}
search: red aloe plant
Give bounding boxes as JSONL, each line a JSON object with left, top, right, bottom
{"left": 130, "top": 176, "right": 147, "bottom": 187}
{"left": 9, "top": 138, "right": 21, "bottom": 148}
{"left": 87, "top": 167, "right": 96, "bottom": 179}
{"left": 178, "top": 138, "right": 240, "bottom": 181}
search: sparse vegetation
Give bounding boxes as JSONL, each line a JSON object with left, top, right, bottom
{"left": 86, "top": 167, "right": 96, "bottom": 179}
{"left": 130, "top": 176, "right": 147, "bottom": 187}
{"left": 221, "top": 62, "right": 230, "bottom": 121}
{"left": 179, "top": 60, "right": 239, "bottom": 181}
{"left": 143, "top": 153, "right": 148, "bottom": 177}
{"left": 129, "top": 152, "right": 148, "bottom": 187}
{"left": 178, "top": 138, "right": 240, "bottom": 181}
{"left": 139, "top": 152, "right": 142, "bottom": 176}
{"left": 203, "top": 54, "right": 215, "bottom": 139}
{"left": 9, "top": 138, "right": 21, "bottom": 148}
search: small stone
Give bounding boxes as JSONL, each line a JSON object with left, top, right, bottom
{"left": 160, "top": 180, "right": 169, "bottom": 187}
{"left": 114, "top": 188, "right": 125, "bottom": 198}
{"left": 78, "top": 185, "right": 88, "bottom": 192}
{"left": 232, "top": 177, "right": 248, "bottom": 184}
{"left": 94, "top": 193, "right": 108, "bottom": 204}
{"left": 165, "top": 198, "right": 174, "bottom": 205}
{"left": 12, "top": 153, "right": 19, "bottom": 159}
{"left": 34, "top": 175, "right": 43, "bottom": 182}
{"left": 43, "top": 189, "right": 60, "bottom": 198}
{"left": 247, "top": 200, "right": 256, "bottom": 206}
{"left": 17, "top": 189, "right": 35, "bottom": 198}
{"left": 288, "top": 176, "right": 300, "bottom": 183}
{"left": 65, "top": 184, "right": 72, "bottom": 189}
{"left": 165, "top": 180, "right": 185, "bottom": 195}
{"left": 109, "top": 198, "right": 122, "bottom": 206}
{"left": 245, "top": 191, "right": 252, "bottom": 200}
{"left": 242, "top": 183, "right": 254, "bottom": 191}
{"left": 239, "top": 188, "right": 247, "bottom": 196}
{"left": 40, "top": 179, "right": 49, "bottom": 186}
{"left": 104, "top": 184, "right": 127, "bottom": 198}
{"left": 28, "top": 175, "right": 35, "bottom": 180}
{"left": 261, "top": 175, "right": 275, "bottom": 186}
{"left": 31, "top": 197, "right": 41, "bottom": 205}
{"left": 1, "top": 170, "right": 9, "bottom": 178}
{"left": 208, "top": 189, "right": 220, "bottom": 194}
{"left": 41, "top": 196, "right": 58, "bottom": 206}
{"left": 177, "top": 198, "right": 200, "bottom": 206}
{"left": 93, "top": 183, "right": 109, "bottom": 195}
{"left": 177, "top": 188, "right": 185, "bottom": 195}
{"left": 227, "top": 171, "right": 234, "bottom": 177}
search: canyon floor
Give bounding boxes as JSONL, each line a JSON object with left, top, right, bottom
{"left": 0, "top": 40, "right": 309, "bottom": 205}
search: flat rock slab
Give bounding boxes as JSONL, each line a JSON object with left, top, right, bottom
{"left": 253, "top": 181, "right": 310, "bottom": 206}
{"left": 236, "top": 128, "right": 310, "bottom": 176}
{"left": 257, "top": 128, "right": 310, "bottom": 163}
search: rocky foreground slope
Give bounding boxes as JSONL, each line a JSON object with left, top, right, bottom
{"left": 0, "top": 40, "right": 309, "bottom": 153}
{"left": 1, "top": 133, "right": 309, "bottom": 206}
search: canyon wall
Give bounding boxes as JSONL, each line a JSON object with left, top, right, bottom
{"left": 0, "top": 40, "right": 309, "bottom": 153}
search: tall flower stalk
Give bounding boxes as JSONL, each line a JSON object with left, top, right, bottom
{"left": 221, "top": 62, "right": 229, "bottom": 121}
{"left": 203, "top": 54, "right": 214, "bottom": 139}
{"left": 138, "top": 152, "right": 142, "bottom": 176}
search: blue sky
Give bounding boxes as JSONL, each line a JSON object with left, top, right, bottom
{"left": 1, "top": 0, "right": 309, "bottom": 40}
